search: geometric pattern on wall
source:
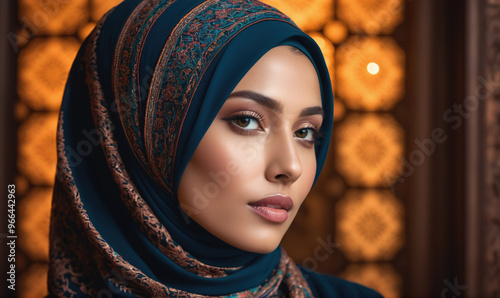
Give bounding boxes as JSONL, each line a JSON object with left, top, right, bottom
{"left": 341, "top": 263, "right": 402, "bottom": 298}
{"left": 336, "top": 37, "right": 405, "bottom": 111}
{"left": 260, "top": 0, "right": 334, "bottom": 31}
{"left": 15, "top": 0, "right": 406, "bottom": 297}
{"left": 261, "top": 0, "right": 336, "bottom": 91}
{"left": 323, "top": 20, "right": 349, "bottom": 45}
{"left": 337, "top": 0, "right": 404, "bottom": 34}
{"left": 336, "top": 190, "right": 404, "bottom": 261}
{"left": 15, "top": 1, "right": 124, "bottom": 296}
{"left": 17, "top": 113, "right": 58, "bottom": 186}
{"left": 18, "top": 0, "right": 89, "bottom": 35}
{"left": 335, "top": 113, "right": 404, "bottom": 187}
{"left": 17, "top": 37, "right": 81, "bottom": 111}
{"left": 18, "top": 187, "right": 52, "bottom": 262}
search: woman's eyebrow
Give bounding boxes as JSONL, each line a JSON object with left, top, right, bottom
{"left": 228, "top": 90, "right": 283, "bottom": 113}
{"left": 228, "top": 90, "right": 324, "bottom": 117}
{"left": 299, "top": 106, "right": 324, "bottom": 117}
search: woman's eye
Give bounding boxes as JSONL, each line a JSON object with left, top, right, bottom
{"left": 294, "top": 128, "right": 316, "bottom": 142}
{"left": 233, "top": 117, "right": 259, "bottom": 130}
{"left": 222, "top": 112, "right": 264, "bottom": 133}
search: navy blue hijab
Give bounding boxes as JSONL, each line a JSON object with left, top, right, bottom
{"left": 49, "top": 0, "right": 380, "bottom": 296}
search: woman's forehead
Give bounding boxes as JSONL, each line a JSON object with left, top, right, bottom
{"left": 230, "top": 46, "right": 323, "bottom": 109}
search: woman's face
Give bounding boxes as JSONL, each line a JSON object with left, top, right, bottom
{"left": 178, "top": 45, "right": 323, "bottom": 254}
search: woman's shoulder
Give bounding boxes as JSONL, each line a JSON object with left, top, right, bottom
{"left": 298, "top": 265, "right": 383, "bottom": 298}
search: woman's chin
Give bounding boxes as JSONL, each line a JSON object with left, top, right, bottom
{"left": 233, "top": 241, "right": 281, "bottom": 254}
{"left": 216, "top": 233, "right": 284, "bottom": 254}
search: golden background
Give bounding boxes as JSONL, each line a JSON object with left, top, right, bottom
{"left": 14, "top": 0, "right": 406, "bottom": 296}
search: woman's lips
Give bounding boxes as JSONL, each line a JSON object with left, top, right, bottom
{"left": 248, "top": 195, "right": 293, "bottom": 223}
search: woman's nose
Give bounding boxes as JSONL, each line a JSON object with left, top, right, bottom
{"left": 264, "top": 131, "right": 303, "bottom": 184}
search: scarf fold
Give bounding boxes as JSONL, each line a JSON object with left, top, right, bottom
{"left": 49, "top": 0, "right": 333, "bottom": 296}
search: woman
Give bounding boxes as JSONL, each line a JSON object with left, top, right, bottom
{"left": 49, "top": 0, "right": 381, "bottom": 296}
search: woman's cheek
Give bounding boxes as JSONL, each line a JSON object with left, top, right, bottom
{"left": 297, "top": 150, "right": 317, "bottom": 202}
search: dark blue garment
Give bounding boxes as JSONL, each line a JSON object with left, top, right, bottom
{"left": 299, "top": 266, "right": 383, "bottom": 298}
{"left": 48, "top": 0, "right": 379, "bottom": 296}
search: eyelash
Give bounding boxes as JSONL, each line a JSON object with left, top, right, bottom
{"left": 222, "top": 111, "right": 323, "bottom": 145}
{"left": 295, "top": 126, "right": 322, "bottom": 146}
{"left": 222, "top": 111, "right": 264, "bottom": 134}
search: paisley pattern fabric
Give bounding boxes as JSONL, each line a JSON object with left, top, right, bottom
{"left": 49, "top": 0, "right": 336, "bottom": 296}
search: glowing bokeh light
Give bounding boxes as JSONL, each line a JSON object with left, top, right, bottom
{"left": 367, "top": 62, "right": 380, "bottom": 75}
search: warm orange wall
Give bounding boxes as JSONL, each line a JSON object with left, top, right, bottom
{"left": 13, "top": 1, "right": 406, "bottom": 297}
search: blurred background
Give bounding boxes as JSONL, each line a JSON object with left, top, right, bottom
{"left": 1, "top": 0, "right": 498, "bottom": 297}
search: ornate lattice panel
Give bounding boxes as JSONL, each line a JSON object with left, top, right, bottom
{"left": 18, "top": 188, "right": 52, "bottom": 261}
{"left": 15, "top": 0, "right": 406, "bottom": 297}
{"left": 335, "top": 113, "right": 404, "bottom": 186}
{"left": 17, "top": 113, "right": 59, "bottom": 185}
{"left": 336, "top": 37, "right": 405, "bottom": 111}
{"left": 17, "top": 38, "right": 80, "bottom": 111}
{"left": 18, "top": 0, "right": 89, "bottom": 35}
{"left": 331, "top": 1, "right": 406, "bottom": 296}
{"left": 341, "top": 263, "right": 402, "bottom": 298}
{"left": 336, "top": 190, "right": 404, "bottom": 261}
{"left": 15, "top": 1, "right": 123, "bottom": 297}
{"left": 261, "top": 0, "right": 334, "bottom": 31}
{"left": 337, "top": 0, "right": 404, "bottom": 34}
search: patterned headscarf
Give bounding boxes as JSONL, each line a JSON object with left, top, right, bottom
{"left": 49, "top": 0, "right": 334, "bottom": 296}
